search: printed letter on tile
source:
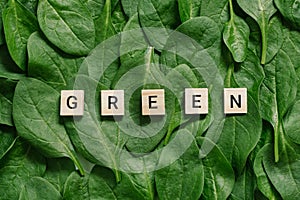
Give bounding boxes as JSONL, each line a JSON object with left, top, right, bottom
{"left": 224, "top": 88, "right": 247, "bottom": 114}
{"left": 142, "top": 89, "right": 165, "bottom": 115}
{"left": 185, "top": 88, "right": 208, "bottom": 114}
{"left": 60, "top": 90, "right": 84, "bottom": 116}
{"left": 101, "top": 90, "right": 124, "bottom": 116}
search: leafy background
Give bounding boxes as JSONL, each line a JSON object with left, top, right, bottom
{"left": 0, "top": 0, "right": 300, "bottom": 199}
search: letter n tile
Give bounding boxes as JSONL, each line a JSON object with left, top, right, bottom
{"left": 224, "top": 88, "right": 247, "bottom": 114}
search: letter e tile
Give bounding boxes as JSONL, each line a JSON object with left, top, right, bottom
{"left": 142, "top": 89, "right": 165, "bottom": 115}
{"left": 185, "top": 88, "right": 208, "bottom": 114}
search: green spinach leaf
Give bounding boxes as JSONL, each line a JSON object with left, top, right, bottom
{"left": 164, "top": 64, "right": 210, "bottom": 144}
{"left": 27, "top": 32, "right": 83, "bottom": 90}
{"left": 284, "top": 99, "right": 300, "bottom": 144}
{"left": 199, "top": 137, "right": 235, "bottom": 200}
{"left": 43, "top": 158, "right": 74, "bottom": 193}
{"left": 19, "top": 177, "right": 62, "bottom": 200}
{"left": 236, "top": 0, "right": 277, "bottom": 64}
{"left": 84, "top": 0, "right": 120, "bottom": 88}
{"left": 114, "top": 47, "right": 174, "bottom": 153}
{"left": 263, "top": 141, "right": 300, "bottom": 200}
{"left": 18, "top": 0, "right": 37, "bottom": 14}
{"left": 115, "top": 169, "right": 155, "bottom": 200}
{"left": 37, "top": 0, "right": 95, "bottom": 56}
{"left": 229, "top": 163, "right": 256, "bottom": 200}
{"left": 219, "top": 65, "right": 262, "bottom": 173}
{"left": 63, "top": 166, "right": 117, "bottom": 199}
{"left": 111, "top": 2, "right": 127, "bottom": 33}
{"left": 121, "top": 0, "right": 139, "bottom": 18}
{"left": 232, "top": 50, "right": 264, "bottom": 104}
{"left": 118, "top": 13, "right": 147, "bottom": 70}
{"left": 155, "top": 131, "right": 203, "bottom": 200}
{"left": 0, "top": 45, "right": 24, "bottom": 80}
{"left": 254, "top": 144, "right": 282, "bottom": 200}
{"left": 160, "top": 16, "right": 222, "bottom": 76}
{"left": 89, "top": 166, "right": 117, "bottom": 199}
{"left": 264, "top": 16, "right": 283, "bottom": 64}
{"left": 0, "top": 138, "right": 46, "bottom": 200}
{"left": 200, "top": 0, "right": 229, "bottom": 26}
{"left": 94, "top": 0, "right": 116, "bottom": 45}
{"left": 274, "top": 0, "right": 300, "bottom": 29}
{"left": 178, "top": 0, "right": 201, "bottom": 22}
{"left": 280, "top": 30, "right": 300, "bottom": 78}
{"left": 260, "top": 49, "right": 297, "bottom": 162}
{"left": 83, "top": 0, "right": 105, "bottom": 20}
{"left": 2, "top": 0, "right": 38, "bottom": 70}
{"left": 138, "top": 0, "right": 180, "bottom": 50}
{"left": 13, "top": 78, "right": 84, "bottom": 175}
{"left": 0, "top": 78, "right": 17, "bottom": 126}
{"left": 248, "top": 15, "right": 284, "bottom": 64}
{"left": 0, "top": 0, "right": 7, "bottom": 45}
{"left": 64, "top": 75, "right": 125, "bottom": 180}
{"left": 0, "top": 126, "right": 16, "bottom": 160}
{"left": 1, "top": 0, "right": 300, "bottom": 198}
{"left": 223, "top": 0, "right": 250, "bottom": 62}
{"left": 63, "top": 171, "right": 89, "bottom": 199}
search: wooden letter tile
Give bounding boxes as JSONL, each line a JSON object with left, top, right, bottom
{"left": 185, "top": 88, "right": 208, "bottom": 114}
{"left": 142, "top": 89, "right": 165, "bottom": 115}
{"left": 224, "top": 88, "right": 247, "bottom": 114}
{"left": 60, "top": 90, "right": 84, "bottom": 116}
{"left": 101, "top": 90, "right": 124, "bottom": 116}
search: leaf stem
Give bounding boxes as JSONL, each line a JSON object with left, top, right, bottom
{"left": 229, "top": 0, "right": 234, "bottom": 21}
{"left": 114, "top": 169, "right": 121, "bottom": 183}
{"left": 164, "top": 129, "right": 172, "bottom": 145}
{"left": 225, "top": 63, "right": 234, "bottom": 88}
{"left": 164, "top": 99, "right": 177, "bottom": 145}
{"left": 260, "top": 23, "right": 267, "bottom": 64}
{"left": 70, "top": 151, "right": 85, "bottom": 176}
{"left": 274, "top": 122, "right": 279, "bottom": 162}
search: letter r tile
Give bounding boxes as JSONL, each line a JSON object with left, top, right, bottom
{"left": 101, "top": 90, "right": 124, "bottom": 116}
{"left": 60, "top": 90, "right": 84, "bottom": 116}
{"left": 224, "top": 88, "right": 247, "bottom": 114}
